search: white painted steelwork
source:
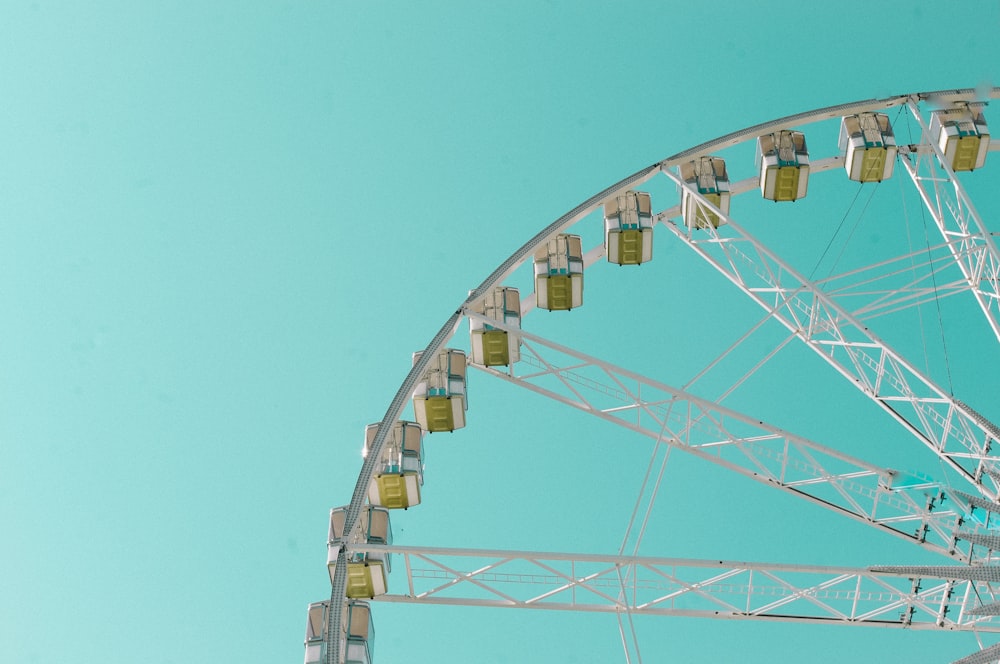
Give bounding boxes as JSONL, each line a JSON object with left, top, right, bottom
{"left": 356, "top": 544, "right": 1000, "bottom": 632}
{"left": 898, "top": 102, "right": 1000, "bottom": 344}
{"left": 321, "top": 88, "right": 1000, "bottom": 664}
{"left": 663, "top": 168, "right": 1000, "bottom": 501}
{"left": 462, "top": 311, "right": 993, "bottom": 566}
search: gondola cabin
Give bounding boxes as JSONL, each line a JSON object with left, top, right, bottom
{"left": 930, "top": 107, "right": 990, "bottom": 172}
{"left": 469, "top": 287, "right": 521, "bottom": 367}
{"left": 840, "top": 112, "right": 896, "bottom": 182}
{"left": 604, "top": 191, "right": 653, "bottom": 265}
{"left": 680, "top": 157, "right": 731, "bottom": 228}
{"left": 364, "top": 421, "right": 424, "bottom": 509}
{"left": 303, "top": 600, "right": 375, "bottom": 664}
{"left": 757, "top": 130, "right": 810, "bottom": 201}
{"left": 412, "top": 349, "right": 468, "bottom": 432}
{"left": 534, "top": 234, "right": 583, "bottom": 310}
{"left": 328, "top": 506, "right": 392, "bottom": 598}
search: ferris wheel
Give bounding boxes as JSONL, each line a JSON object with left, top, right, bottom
{"left": 307, "top": 88, "right": 1000, "bottom": 664}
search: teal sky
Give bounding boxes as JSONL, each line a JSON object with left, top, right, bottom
{"left": 2, "top": 2, "right": 999, "bottom": 663}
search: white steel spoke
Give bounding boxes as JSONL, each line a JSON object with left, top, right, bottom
{"left": 358, "top": 544, "right": 1000, "bottom": 632}
{"left": 615, "top": 566, "right": 644, "bottom": 664}
{"left": 816, "top": 239, "right": 981, "bottom": 321}
{"left": 619, "top": 441, "right": 668, "bottom": 555}
{"left": 619, "top": 439, "right": 673, "bottom": 558}
{"left": 463, "top": 311, "right": 990, "bottom": 565}
{"left": 681, "top": 308, "right": 781, "bottom": 392}
{"left": 661, "top": 170, "right": 1000, "bottom": 501}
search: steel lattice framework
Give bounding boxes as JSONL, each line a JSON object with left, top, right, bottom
{"left": 899, "top": 101, "right": 1000, "bottom": 343}
{"left": 358, "top": 544, "right": 1000, "bottom": 632}
{"left": 662, "top": 169, "right": 1000, "bottom": 500}
{"left": 463, "top": 312, "right": 990, "bottom": 566}
{"left": 320, "top": 88, "right": 1000, "bottom": 664}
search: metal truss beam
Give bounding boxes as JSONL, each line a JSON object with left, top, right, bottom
{"left": 660, "top": 170, "right": 1000, "bottom": 501}
{"left": 953, "top": 641, "right": 1000, "bottom": 664}
{"left": 356, "top": 544, "right": 1000, "bottom": 633}
{"left": 463, "top": 311, "right": 997, "bottom": 565}
{"left": 898, "top": 100, "right": 1000, "bottom": 342}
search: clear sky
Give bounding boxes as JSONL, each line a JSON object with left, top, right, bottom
{"left": 2, "top": 1, "right": 999, "bottom": 663}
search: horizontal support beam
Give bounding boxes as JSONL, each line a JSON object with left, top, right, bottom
{"left": 351, "top": 544, "right": 1000, "bottom": 632}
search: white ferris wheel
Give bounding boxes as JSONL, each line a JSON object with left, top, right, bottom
{"left": 306, "top": 88, "right": 1000, "bottom": 664}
